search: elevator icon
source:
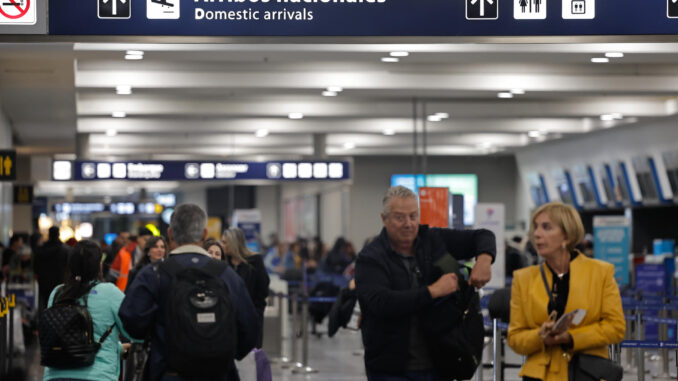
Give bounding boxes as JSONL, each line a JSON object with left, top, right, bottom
{"left": 562, "top": 0, "right": 594, "bottom": 19}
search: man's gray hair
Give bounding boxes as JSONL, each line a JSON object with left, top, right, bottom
{"left": 382, "top": 185, "right": 418, "bottom": 216}
{"left": 170, "top": 203, "right": 207, "bottom": 245}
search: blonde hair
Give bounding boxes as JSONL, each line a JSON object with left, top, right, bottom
{"left": 529, "top": 202, "right": 585, "bottom": 253}
{"left": 222, "top": 227, "right": 255, "bottom": 265}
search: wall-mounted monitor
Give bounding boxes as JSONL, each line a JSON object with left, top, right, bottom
{"left": 391, "top": 174, "right": 478, "bottom": 226}
{"left": 613, "top": 161, "right": 642, "bottom": 206}
{"left": 631, "top": 156, "right": 660, "bottom": 204}
{"left": 662, "top": 151, "right": 678, "bottom": 203}
{"left": 598, "top": 163, "right": 620, "bottom": 208}
{"left": 526, "top": 172, "right": 549, "bottom": 207}
{"left": 551, "top": 168, "right": 580, "bottom": 208}
{"left": 572, "top": 164, "right": 603, "bottom": 209}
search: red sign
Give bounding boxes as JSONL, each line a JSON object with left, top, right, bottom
{"left": 419, "top": 187, "right": 449, "bottom": 228}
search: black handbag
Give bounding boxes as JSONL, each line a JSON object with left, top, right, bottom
{"left": 420, "top": 258, "right": 484, "bottom": 380}
{"left": 568, "top": 353, "right": 623, "bottom": 381}
{"left": 539, "top": 264, "right": 623, "bottom": 381}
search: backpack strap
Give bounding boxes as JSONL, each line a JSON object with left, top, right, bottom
{"left": 202, "top": 259, "right": 228, "bottom": 279}
{"left": 160, "top": 255, "right": 228, "bottom": 279}
{"left": 54, "top": 281, "right": 97, "bottom": 307}
{"left": 159, "top": 256, "right": 186, "bottom": 278}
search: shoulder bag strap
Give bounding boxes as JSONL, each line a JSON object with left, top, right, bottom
{"left": 97, "top": 324, "right": 116, "bottom": 345}
{"left": 159, "top": 256, "right": 184, "bottom": 278}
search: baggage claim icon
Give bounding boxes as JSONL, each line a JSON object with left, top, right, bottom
{"left": 466, "top": 0, "right": 498, "bottom": 20}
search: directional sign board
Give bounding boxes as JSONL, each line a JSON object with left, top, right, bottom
{"left": 52, "top": 160, "right": 351, "bottom": 182}
{"left": 0, "top": 150, "right": 16, "bottom": 182}
{"left": 48, "top": 0, "right": 678, "bottom": 36}
{"left": 0, "top": 0, "right": 36, "bottom": 25}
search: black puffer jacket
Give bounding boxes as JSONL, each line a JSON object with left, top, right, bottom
{"left": 355, "top": 225, "right": 496, "bottom": 375}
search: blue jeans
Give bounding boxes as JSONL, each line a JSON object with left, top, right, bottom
{"left": 367, "top": 369, "right": 447, "bottom": 381}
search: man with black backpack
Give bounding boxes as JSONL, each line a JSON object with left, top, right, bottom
{"left": 355, "top": 186, "right": 496, "bottom": 381}
{"left": 119, "top": 203, "right": 259, "bottom": 381}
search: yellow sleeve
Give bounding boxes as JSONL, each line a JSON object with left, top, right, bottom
{"left": 569, "top": 264, "right": 626, "bottom": 351}
{"left": 507, "top": 270, "right": 544, "bottom": 356}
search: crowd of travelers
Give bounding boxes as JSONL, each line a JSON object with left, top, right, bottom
{"left": 0, "top": 187, "right": 623, "bottom": 381}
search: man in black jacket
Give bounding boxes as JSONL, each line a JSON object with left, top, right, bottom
{"left": 119, "top": 203, "right": 259, "bottom": 381}
{"left": 34, "top": 226, "right": 69, "bottom": 314}
{"left": 355, "top": 186, "right": 496, "bottom": 380}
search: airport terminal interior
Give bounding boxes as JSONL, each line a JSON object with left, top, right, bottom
{"left": 3, "top": 1, "right": 678, "bottom": 380}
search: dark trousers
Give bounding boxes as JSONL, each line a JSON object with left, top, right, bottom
{"left": 367, "top": 369, "right": 447, "bottom": 381}
{"left": 523, "top": 378, "right": 542, "bottom": 381}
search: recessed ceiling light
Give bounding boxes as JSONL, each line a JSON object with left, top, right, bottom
{"left": 125, "top": 54, "right": 144, "bottom": 61}
{"left": 126, "top": 50, "right": 144, "bottom": 56}
{"left": 343, "top": 142, "right": 356, "bottom": 149}
{"left": 435, "top": 112, "right": 450, "bottom": 119}
{"left": 106, "top": 129, "right": 118, "bottom": 137}
{"left": 383, "top": 129, "right": 396, "bottom": 136}
{"left": 477, "top": 142, "right": 493, "bottom": 149}
{"left": 288, "top": 112, "right": 304, "bottom": 119}
{"left": 605, "top": 52, "right": 624, "bottom": 58}
{"left": 610, "top": 113, "right": 623, "bottom": 120}
{"left": 381, "top": 57, "right": 399, "bottom": 63}
{"left": 427, "top": 115, "right": 442, "bottom": 122}
{"left": 390, "top": 51, "right": 409, "bottom": 57}
{"left": 497, "top": 92, "right": 514, "bottom": 99}
{"left": 591, "top": 57, "right": 609, "bottom": 63}
{"left": 600, "top": 114, "right": 615, "bottom": 121}
{"left": 116, "top": 85, "right": 132, "bottom": 95}
{"left": 510, "top": 89, "right": 525, "bottom": 95}
{"left": 255, "top": 129, "right": 269, "bottom": 138}
{"left": 527, "top": 130, "right": 541, "bottom": 138}
{"left": 322, "top": 91, "right": 338, "bottom": 97}
{"left": 327, "top": 86, "right": 343, "bottom": 92}
{"left": 112, "top": 111, "right": 126, "bottom": 118}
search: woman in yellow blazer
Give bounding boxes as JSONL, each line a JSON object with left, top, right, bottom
{"left": 507, "top": 202, "right": 625, "bottom": 381}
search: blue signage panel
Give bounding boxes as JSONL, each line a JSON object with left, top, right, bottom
{"left": 52, "top": 160, "right": 350, "bottom": 182}
{"left": 593, "top": 215, "right": 630, "bottom": 286}
{"left": 49, "top": 0, "right": 678, "bottom": 36}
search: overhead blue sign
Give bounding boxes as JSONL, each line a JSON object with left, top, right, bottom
{"left": 49, "top": 0, "right": 678, "bottom": 36}
{"left": 52, "top": 160, "right": 351, "bottom": 182}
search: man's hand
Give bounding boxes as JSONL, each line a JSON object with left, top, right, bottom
{"left": 468, "top": 253, "right": 492, "bottom": 288}
{"left": 428, "top": 273, "right": 458, "bottom": 299}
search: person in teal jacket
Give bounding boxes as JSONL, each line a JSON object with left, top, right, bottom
{"left": 43, "top": 240, "right": 136, "bottom": 381}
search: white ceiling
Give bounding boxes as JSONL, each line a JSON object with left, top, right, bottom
{"left": 3, "top": 40, "right": 678, "bottom": 163}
